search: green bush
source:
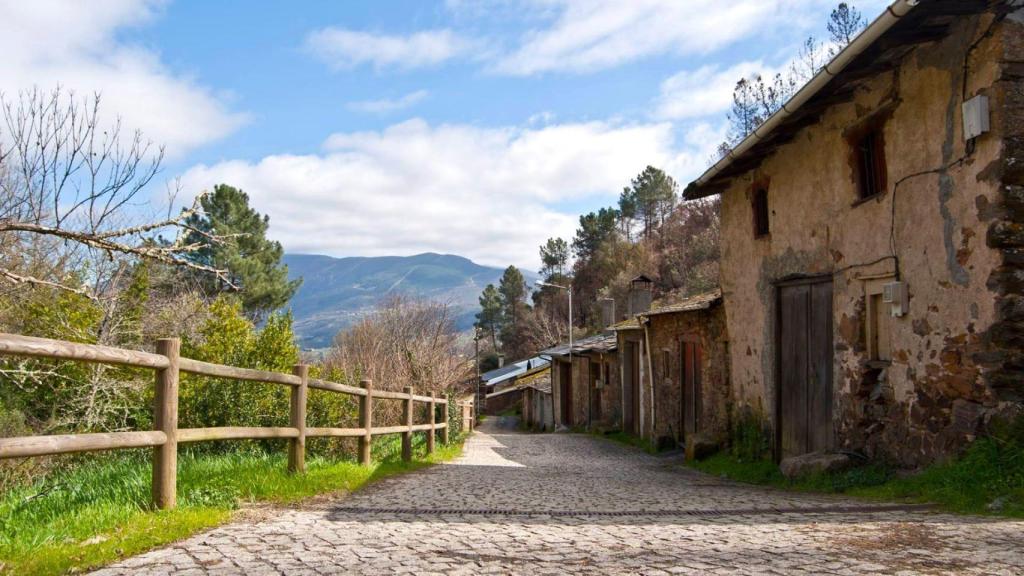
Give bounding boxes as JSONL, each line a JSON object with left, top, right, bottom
{"left": 730, "top": 406, "right": 770, "bottom": 462}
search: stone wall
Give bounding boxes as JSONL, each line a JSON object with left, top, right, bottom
{"left": 986, "top": 8, "right": 1024, "bottom": 405}
{"left": 645, "top": 305, "right": 731, "bottom": 448}
{"left": 484, "top": 388, "right": 521, "bottom": 416}
{"left": 717, "top": 10, "right": 1020, "bottom": 467}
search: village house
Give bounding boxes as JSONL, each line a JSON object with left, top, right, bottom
{"left": 543, "top": 332, "right": 618, "bottom": 429}
{"left": 478, "top": 356, "right": 550, "bottom": 416}
{"left": 609, "top": 280, "right": 730, "bottom": 457}
{"left": 640, "top": 289, "right": 731, "bottom": 458}
{"left": 684, "top": 0, "right": 1024, "bottom": 467}
{"left": 522, "top": 372, "right": 555, "bottom": 431}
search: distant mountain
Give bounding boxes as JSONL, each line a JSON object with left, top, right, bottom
{"left": 283, "top": 253, "right": 538, "bottom": 349}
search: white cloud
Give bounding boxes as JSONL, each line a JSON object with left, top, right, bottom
{"left": 347, "top": 90, "right": 430, "bottom": 114}
{"left": 493, "top": 0, "right": 844, "bottom": 75}
{"left": 0, "top": 0, "right": 247, "bottom": 158}
{"left": 180, "top": 118, "right": 705, "bottom": 269}
{"left": 305, "top": 28, "right": 470, "bottom": 70}
{"left": 654, "top": 61, "right": 767, "bottom": 120}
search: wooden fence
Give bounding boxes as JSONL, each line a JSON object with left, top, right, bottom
{"left": 0, "top": 333, "right": 472, "bottom": 510}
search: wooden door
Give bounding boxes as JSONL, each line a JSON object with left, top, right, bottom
{"left": 559, "top": 361, "right": 573, "bottom": 426}
{"left": 681, "top": 340, "right": 702, "bottom": 441}
{"left": 589, "top": 361, "right": 601, "bottom": 424}
{"left": 622, "top": 342, "right": 640, "bottom": 435}
{"left": 777, "top": 278, "right": 834, "bottom": 458}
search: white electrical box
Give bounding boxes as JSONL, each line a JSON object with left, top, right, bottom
{"left": 883, "top": 281, "right": 909, "bottom": 317}
{"left": 963, "top": 95, "right": 990, "bottom": 141}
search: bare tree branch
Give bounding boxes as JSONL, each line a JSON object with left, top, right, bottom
{"left": 0, "top": 87, "right": 233, "bottom": 297}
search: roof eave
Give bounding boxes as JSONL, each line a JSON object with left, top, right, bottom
{"left": 684, "top": 0, "right": 921, "bottom": 200}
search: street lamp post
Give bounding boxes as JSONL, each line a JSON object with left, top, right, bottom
{"left": 536, "top": 281, "right": 572, "bottom": 428}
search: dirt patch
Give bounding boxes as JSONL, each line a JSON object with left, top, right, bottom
{"left": 830, "top": 522, "right": 973, "bottom": 573}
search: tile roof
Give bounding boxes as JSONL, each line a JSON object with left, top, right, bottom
{"left": 644, "top": 288, "right": 722, "bottom": 317}
{"left": 479, "top": 356, "right": 550, "bottom": 386}
{"left": 541, "top": 332, "right": 617, "bottom": 356}
{"left": 488, "top": 369, "right": 551, "bottom": 398}
{"left": 609, "top": 317, "right": 641, "bottom": 331}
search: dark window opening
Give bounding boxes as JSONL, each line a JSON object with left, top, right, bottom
{"left": 753, "top": 187, "right": 769, "bottom": 237}
{"left": 854, "top": 128, "right": 886, "bottom": 200}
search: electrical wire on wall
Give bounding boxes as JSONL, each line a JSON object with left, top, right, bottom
{"left": 832, "top": 10, "right": 999, "bottom": 282}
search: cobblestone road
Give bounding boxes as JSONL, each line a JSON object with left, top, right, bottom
{"left": 95, "top": 421, "right": 1024, "bottom": 575}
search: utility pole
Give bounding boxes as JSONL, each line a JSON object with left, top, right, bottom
{"left": 536, "top": 281, "right": 572, "bottom": 429}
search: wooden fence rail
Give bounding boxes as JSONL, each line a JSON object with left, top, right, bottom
{"left": 0, "top": 333, "right": 472, "bottom": 510}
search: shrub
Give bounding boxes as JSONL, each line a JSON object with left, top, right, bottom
{"left": 730, "top": 405, "right": 770, "bottom": 462}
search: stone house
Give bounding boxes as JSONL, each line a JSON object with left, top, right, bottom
{"left": 683, "top": 0, "right": 1024, "bottom": 467}
{"left": 611, "top": 288, "right": 730, "bottom": 455}
{"left": 611, "top": 316, "right": 646, "bottom": 438}
{"left": 544, "top": 333, "right": 618, "bottom": 429}
{"left": 641, "top": 290, "right": 731, "bottom": 456}
{"left": 522, "top": 373, "right": 555, "bottom": 431}
{"left": 479, "top": 356, "right": 550, "bottom": 415}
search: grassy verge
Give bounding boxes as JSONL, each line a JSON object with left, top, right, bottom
{"left": 689, "top": 424, "right": 1024, "bottom": 518}
{"left": 0, "top": 435, "right": 465, "bottom": 575}
{"left": 597, "top": 430, "right": 661, "bottom": 454}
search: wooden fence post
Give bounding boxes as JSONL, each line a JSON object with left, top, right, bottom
{"left": 288, "top": 364, "right": 308, "bottom": 474}
{"left": 153, "top": 338, "right": 180, "bottom": 510}
{"left": 359, "top": 379, "right": 373, "bottom": 465}
{"left": 402, "top": 386, "right": 413, "bottom": 462}
{"left": 427, "top": 393, "right": 436, "bottom": 455}
{"left": 440, "top": 396, "right": 450, "bottom": 445}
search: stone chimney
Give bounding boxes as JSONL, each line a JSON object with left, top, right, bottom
{"left": 627, "top": 275, "right": 653, "bottom": 316}
{"left": 599, "top": 298, "right": 616, "bottom": 331}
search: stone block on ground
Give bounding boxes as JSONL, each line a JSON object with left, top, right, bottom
{"left": 779, "top": 451, "right": 853, "bottom": 479}
{"left": 684, "top": 435, "right": 719, "bottom": 461}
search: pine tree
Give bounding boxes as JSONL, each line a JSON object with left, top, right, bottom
{"left": 184, "top": 184, "right": 301, "bottom": 321}
{"left": 498, "top": 266, "right": 527, "bottom": 331}
{"left": 572, "top": 208, "right": 619, "bottom": 260}
{"left": 539, "top": 238, "right": 569, "bottom": 279}
{"left": 475, "top": 284, "right": 502, "bottom": 350}
{"left": 828, "top": 3, "right": 867, "bottom": 54}
{"left": 629, "top": 166, "right": 678, "bottom": 239}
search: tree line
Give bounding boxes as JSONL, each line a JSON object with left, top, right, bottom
{"left": 474, "top": 3, "right": 867, "bottom": 368}
{"left": 475, "top": 164, "right": 720, "bottom": 367}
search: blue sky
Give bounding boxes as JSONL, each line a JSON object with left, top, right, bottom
{"left": 0, "top": 0, "right": 889, "bottom": 269}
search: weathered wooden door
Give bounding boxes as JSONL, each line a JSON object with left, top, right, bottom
{"left": 589, "top": 361, "right": 601, "bottom": 425}
{"left": 559, "top": 361, "right": 573, "bottom": 427}
{"left": 681, "top": 340, "right": 702, "bottom": 441}
{"left": 777, "top": 278, "right": 834, "bottom": 458}
{"left": 622, "top": 342, "right": 640, "bottom": 435}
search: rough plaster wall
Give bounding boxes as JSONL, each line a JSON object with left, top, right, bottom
{"left": 484, "top": 389, "right": 521, "bottom": 415}
{"left": 585, "top": 353, "right": 620, "bottom": 429}
{"left": 571, "top": 356, "right": 590, "bottom": 427}
{"left": 719, "top": 13, "right": 1011, "bottom": 466}
{"left": 646, "top": 308, "right": 731, "bottom": 446}
{"left": 551, "top": 359, "right": 567, "bottom": 427}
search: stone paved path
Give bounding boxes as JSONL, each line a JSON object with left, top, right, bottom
{"left": 94, "top": 421, "right": 1024, "bottom": 575}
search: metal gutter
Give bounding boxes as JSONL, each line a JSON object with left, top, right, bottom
{"left": 688, "top": 0, "right": 922, "bottom": 197}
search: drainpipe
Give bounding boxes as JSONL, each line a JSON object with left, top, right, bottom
{"left": 643, "top": 318, "right": 655, "bottom": 445}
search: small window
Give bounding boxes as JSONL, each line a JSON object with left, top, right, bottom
{"left": 752, "top": 187, "right": 769, "bottom": 237}
{"left": 865, "top": 285, "right": 892, "bottom": 362}
{"left": 854, "top": 128, "right": 887, "bottom": 200}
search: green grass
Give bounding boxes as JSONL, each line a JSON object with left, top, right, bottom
{"left": 597, "top": 430, "right": 660, "bottom": 454}
{"left": 689, "top": 425, "right": 1024, "bottom": 518}
{"left": 0, "top": 436, "right": 466, "bottom": 575}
